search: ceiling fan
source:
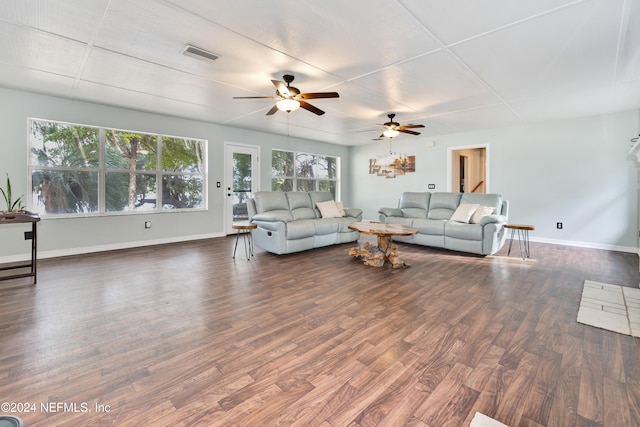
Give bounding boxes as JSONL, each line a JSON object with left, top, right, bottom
{"left": 233, "top": 74, "right": 339, "bottom": 116}
{"left": 373, "top": 113, "right": 425, "bottom": 140}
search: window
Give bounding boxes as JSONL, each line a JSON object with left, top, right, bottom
{"left": 29, "top": 119, "right": 207, "bottom": 216}
{"left": 272, "top": 149, "right": 339, "bottom": 198}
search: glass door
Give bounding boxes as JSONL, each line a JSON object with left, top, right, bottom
{"left": 225, "top": 143, "right": 259, "bottom": 234}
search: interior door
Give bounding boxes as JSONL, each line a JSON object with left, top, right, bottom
{"left": 448, "top": 145, "right": 489, "bottom": 193}
{"left": 225, "top": 143, "right": 259, "bottom": 234}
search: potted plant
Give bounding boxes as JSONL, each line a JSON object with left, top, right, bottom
{"left": 0, "top": 173, "right": 25, "bottom": 217}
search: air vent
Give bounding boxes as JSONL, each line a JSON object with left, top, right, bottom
{"left": 181, "top": 44, "right": 219, "bottom": 63}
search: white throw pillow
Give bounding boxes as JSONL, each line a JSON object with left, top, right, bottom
{"left": 450, "top": 203, "right": 480, "bottom": 223}
{"left": 470, "top": 206, "right": 496, "bottom": 224}
{"left": 316, "top": 200, "right": 342, "bottom": 218}
{"left": 335, "top": 201, "right": 346, "bottom": 216}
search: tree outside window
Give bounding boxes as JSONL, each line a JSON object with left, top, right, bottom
{"left": 29, "top": 119, "right": 206, "bottom": 216}
{"left": 271, "top": 149, "right": 339, "bottom": 198}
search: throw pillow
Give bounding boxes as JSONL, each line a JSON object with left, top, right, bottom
{"left": 450, "top": 203, "right": 480, "bottom": 223}
{"left": 470, "top": 206, "right": 496, "bottom": 224}
{"left": 335, "top": 201, "right": 346, "bottom": 216}
{"left": 316, "top": 200, "right": 342, "bottom": 218}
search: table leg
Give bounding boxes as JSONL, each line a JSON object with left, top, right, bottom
{"left": 517, "top": 229, "right": 531, "bottom": 259}
{"left": 32, "top": 222, "right": 37, "bottom": 283}
{"left": 349, "top": 235, "right": 410, "bottom": 268}
{"left": 233, "top": 230, "right": 240, "bottom": 259}
{"left": 242, "top": 230, "right": 254, "bottom": 260}
{"left": 507, "top": 228, "right": 516, "bottom": 256}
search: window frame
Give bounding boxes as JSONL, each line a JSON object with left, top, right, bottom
{"left": 271, "top": 149, "right": 340, "bottom": 199}
{"left": 28, "top": 118, "right": 208, "bottom": 218}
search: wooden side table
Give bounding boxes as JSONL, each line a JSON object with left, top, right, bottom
{"left": 0, "top": 211, "right": 41, "bottom": 283}
{"left": 504, "top": 224, "right": 535, "bottom": 259}
{"left": 232, "top": 221, "right": 257, "bottom": 261}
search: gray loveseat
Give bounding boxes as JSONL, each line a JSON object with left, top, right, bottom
{"left": 247, "top": 191, "right": 363, "bottom": 255}
{"left": 378, "top": 192, "right": 509, "bottom": 255}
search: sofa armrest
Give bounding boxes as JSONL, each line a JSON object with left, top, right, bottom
{"left": 344, "top": 207, "right": 362, "bottom": 219}
{"left": 379, "top": 207, "right": 403, "bottom": 218}
{"left": 251, "top": 210, "right": 293, "bottom": 223}
{"left": 479, "top": 214, "right": 507, "bottom": 225}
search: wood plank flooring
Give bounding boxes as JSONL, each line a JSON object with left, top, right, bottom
{"left": 0, "top": 235, "right": 639, "bottom": 426}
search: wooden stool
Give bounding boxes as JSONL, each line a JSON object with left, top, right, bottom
{"left": 505, "top": 224, "right": 535, "bottom": 259}
{"left": 232, "top": 222, "right": 257, "bottom": 260}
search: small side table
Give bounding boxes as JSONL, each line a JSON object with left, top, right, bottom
{"left": 505, "top": 224, "right": 535, "bottom": 259}
{"left": 232, "top": 222, "right": 257, "bottom": 261}
{"left": 0, "top": 211, "right": 41, "bottom": 284}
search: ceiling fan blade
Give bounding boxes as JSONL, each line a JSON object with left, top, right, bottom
{"left": 266, "top": 105, "right": 279, "bottom": 115}
{"left": 271, "top": 79, "right": 290, "bottom": 97}
{"left": 398, "top": 129, "right": 421, "bottom": 135}
{"left": 299, "top": 100, "right": 325, "bottom": 115}
{"left": 398, "top": 124, "right": 425, "bottom": 130}
{"left": 233, "top": 96, "right": 275, "bottom": 99}
{"left": 299, "top": 92, "right": 340, "bottom": 100}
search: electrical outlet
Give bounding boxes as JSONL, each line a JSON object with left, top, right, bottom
{"left": 556, "top": 222, "right": 563, "bottom": 229}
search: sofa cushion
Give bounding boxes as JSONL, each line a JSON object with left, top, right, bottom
{"left": 308, "top": 191, "right": 335, "bottom": 218}
{"left": 412, "top": 218, "right": 446, "bottom": 235}
{"left": 399, "top": 192, "right": 429, "bottom": 218}
{"left": 428, "top": 192, "right": 462, "bottom": 220}
{"left": 286, "top": 220, "right": 316, "bottom": 239}
{"left": 285, "top": 192, "right": 316, "bottom": 220}
{"left": 316, "top": 200, "right": 342, "bottom": 218}
{"left": 286, "top": 191, "right": 312, "bottom": 209}
{"left": 470, "top": 206, "right": 496, "bottom": 224}
{"left": 254, "top": 191, "right": 289, "bottom": 213}
{"left": 460, "top": 193, "right": 503, "bottom": 213}
{"left": 312, "top": 218, "right": 340, "bottom": 235}
{"left": 445, "top": 221, "right": 483, "bottom": 240}
{"left": 450, "top": 203, "right": 480, "bottom": 223}
{"left": 252, "top": 210, "right": 293, "bottom": 222}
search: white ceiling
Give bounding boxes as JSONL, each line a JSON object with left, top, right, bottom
{"left": 1, "top": 0, "right": 639, "bottom": 146}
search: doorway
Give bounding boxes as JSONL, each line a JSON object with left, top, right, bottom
{"left": 447, "top": 144, "right": 488, "bottom": 193}
{"left": 224, "top": 142, "right": 260, "bottom": 234}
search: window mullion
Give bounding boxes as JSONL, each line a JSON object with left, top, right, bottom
{"left": 98, "top": 128, "right": 106, "bottom": 213}
{"left": 156, "top": 135, "right": 162, "bottom": 211}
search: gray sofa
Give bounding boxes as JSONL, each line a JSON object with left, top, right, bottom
{"left": 378, "top": 192, "right": 509, "bottom": 255}
{"left": 247, "top": 191, "right": 363, "bottom": 254}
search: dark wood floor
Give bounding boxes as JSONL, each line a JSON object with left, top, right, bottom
{"left": 0, "top": 234, "right": 639, "bottom": 426}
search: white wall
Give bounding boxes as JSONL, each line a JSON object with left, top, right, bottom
{"left": 0, "top": 88, "right": 352, "bottom": 260}
{"left": 2, "top": 87, "right": 637, "bottom": 259}
{"left": 350, "top": 110, "right": 639, "bottom": 252}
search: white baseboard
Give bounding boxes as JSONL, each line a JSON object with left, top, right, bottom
{"left": 529, "top": 236, "right": 637, "bottom": 254}
{"left": 0, "top": 232, "right": 226, "bottom": 264}
{"left": 1, "top": 233, "right": 637, "bottom": 264}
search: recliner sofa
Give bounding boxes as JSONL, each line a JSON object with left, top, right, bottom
{"left": 378, "top": 192, "right": 509, "bottom": 255}
{"left": 247, "top": 191, "right": 363, "bottom": 255}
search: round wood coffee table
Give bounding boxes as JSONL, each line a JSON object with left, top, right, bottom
{"left": 348, "top": 222, "right": 417, "bottom": 268}
{"left": 504, "top": 224, "right": 535, "bottom": 259}
{"left": 232, "top": 221, "right": 257, "bottom": 260}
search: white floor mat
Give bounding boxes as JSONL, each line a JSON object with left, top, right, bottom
{"left": 577, "top": 280, "right": 640, "bottom": 337}
{"left": 469, "top": 412, "right": 509, "bottom": 427}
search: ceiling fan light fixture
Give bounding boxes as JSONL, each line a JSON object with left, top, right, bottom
{"left": 383, "top": 128, "right": 400, "bottom": 138}
{"left": 276, "top": 98, "right": 300, "bottom": 112}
